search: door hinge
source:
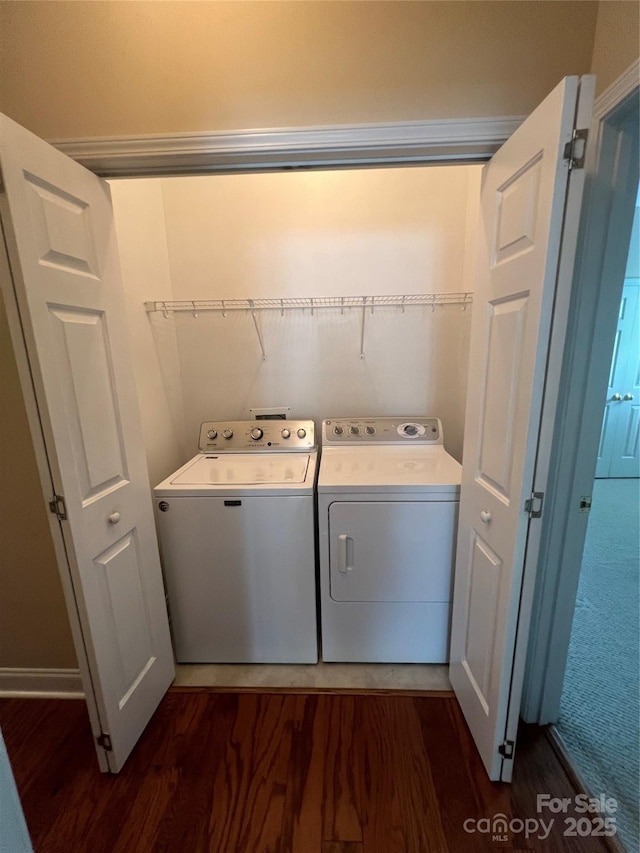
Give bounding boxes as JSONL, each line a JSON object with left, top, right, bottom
{"left": 97, "top": 732, "right": 113, "bottom": 752}
{"left": 524, "top": 491, "right": 544, "bottom": 519}
{"left": 48, "top": 494, "right": 67, "bottom": 521}
{"left": 579, "top": 495, "right": 592, "bottom": 513}
{"left": 563, "top": 128, "right": 588, "bottom": 170}
{"left": 499, "top": 739, "right": 515, "bottom": 759}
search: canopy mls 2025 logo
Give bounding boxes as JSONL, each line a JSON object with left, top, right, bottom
{"left": 463, "top": 794, "right": 618, "bottom": 842}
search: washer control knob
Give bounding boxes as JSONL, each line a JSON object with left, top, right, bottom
{"left": 333, "top": 425, "right": 344, "bottom": 436}
{"left": 365, "top": 425, "right": 376, "bottom": 435}
{"left": 207, "top": 429, "right": 217, "bottom": 439}
{"left": 222, "top": 429, "right": 233, "bottom": 439}
{"left": 250, "top": 427, "right": 263, "bottom": 441}
{"left": 281, "top": 428, "right": 291, "bottom": 439}
{"left": 297, "top": 428, "right": 307, "bottom": 439}
{"left": 349, "top": 425, "right": 360, "bottom": 435}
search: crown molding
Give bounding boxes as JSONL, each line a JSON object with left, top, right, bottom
{"left": 50, "top": 116, "right": 525, "bottom": 177}
{"left": 593, "top": 58, "right": 640, "bottom": 121}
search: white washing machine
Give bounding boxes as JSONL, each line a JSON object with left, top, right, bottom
{"left": 154, "top": 420, "right": 318, "bottom": 663}
{"left": 318, "top": 416, "right": 461, "bottom": 663}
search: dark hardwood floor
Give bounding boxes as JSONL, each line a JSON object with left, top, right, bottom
{"left": 0, "top": 691, "right": 611, "bottom": 852}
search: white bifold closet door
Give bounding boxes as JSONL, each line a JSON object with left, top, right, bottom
{"left": 0, "top": 113, "right": 174, "bottom": 773}
{"left": 449, "top": 76, "right": 594, "bottom": 782}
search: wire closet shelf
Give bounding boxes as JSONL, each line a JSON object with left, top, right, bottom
{"left": 144, "top": 292, "right": 473, "bottom": 315}
{"left": 144, "top": 292, "right": 474, "bottom": 360}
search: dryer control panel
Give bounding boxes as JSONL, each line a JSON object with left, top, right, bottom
{"left": 322, "top": 417, "right": 442, "bottom": 445}
{"left": 199, "top": 420, "right": 315, "bottom": 452}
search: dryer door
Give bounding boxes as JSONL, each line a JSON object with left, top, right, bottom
{"left": 329, "top": 501, "right": 457, "bottom": 602}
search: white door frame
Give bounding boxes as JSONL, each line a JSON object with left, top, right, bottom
{"left": 49, "top": 115, "right": 523, "bottom": 177}
{"left": 522, "top": 61, "right": 640, "bottom": 724}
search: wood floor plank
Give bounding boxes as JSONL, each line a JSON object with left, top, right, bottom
{"left": 356, "top": 696, "right": 449, "bottom": 853}
{"left": 415, "top": 696, "right": 511, "bottom": 852}
{"left": 2, "top": 699, "right": 99, "bottom": 849}
{"left": 0, "top": 693, "right": 612, "bottom": 853}
{"left": 38, "top": 696, "right": 176, "bottom": 853}
{"left": 321, "top": 695, "right": 362, "bottom": 844}
{"left": 280, "top": 693, "right": 325, "bottom": 853}
{"left": 151, "top": 694, "right": 239, "bottom": 853}
{"left": 199, "top": 694, "right": 296, "bottom": 852}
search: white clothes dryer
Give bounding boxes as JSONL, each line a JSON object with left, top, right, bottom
{"left": 154, "top": 420, "right": 318, "bottom": 663}
{"left": 318, "top": 417, "right": 461, "bottom": 663}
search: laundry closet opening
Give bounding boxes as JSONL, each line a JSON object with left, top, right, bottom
{"left": 108, "top": 163, "right": 483, "bottom": 688}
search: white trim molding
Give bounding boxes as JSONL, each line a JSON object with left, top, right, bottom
{"left": 50, "top": 116, "right": 525, "bottom": 177}
{"left": 521, "top": 65, "right": 639, "bottom": 725}
{"left": 0, "top": 668, "right": 84, "bottom": 699}
{"left": 593, "top": 58, "right": 640, "bottom": 120}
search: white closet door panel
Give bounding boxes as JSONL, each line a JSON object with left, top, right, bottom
{"left": 449, "top": 76, "right": 592, "bottom": 781}
{"left": 0, "top": 112, "right": 174, "bottom": 772}
{"left": 598, "top": 283, "right": 640, "bottom": 477}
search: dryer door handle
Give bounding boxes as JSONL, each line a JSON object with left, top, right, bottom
{"left": 337, "top": 534, "right": 354, "bottom": 573}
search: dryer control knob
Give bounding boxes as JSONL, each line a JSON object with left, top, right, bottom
{"left": 297, "top": 428, "right": 307, "bottom": 439}
{"left": 333, "top": 426, "right": 344, "bottom": 436}
{"left": 222, "top": 429, "right": 233, "bottom": 439}
{"left": 365, "top": 426, "right": 376, "bottom": 435}
{"left": 207, "top": 429, "right": 217, "bottom": 439}
{"left": 349, "top": 426, "right": 360, "bottom": 435}
{"left": 281, "top": 429, "right": 291, "bottom": 439}
{"left": 250, "top": 427, "right": 263, "bottom": 441}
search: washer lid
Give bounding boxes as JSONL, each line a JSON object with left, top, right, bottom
{"left": 318, "top": 445, "right": 461, "bottom": 491}
{"left": 171, "top": 453, "right": 310, "bottom": 485}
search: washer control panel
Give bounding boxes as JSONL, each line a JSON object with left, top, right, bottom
{"left": 322, "top": 417, "right": 442, "bottom": 445}
{"left": 198, "top": 420, "right": 315, "bottom": 452}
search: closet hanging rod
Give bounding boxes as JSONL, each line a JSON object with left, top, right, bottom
{"left": 144, "top": 292, "right": 474, "bottom": 314}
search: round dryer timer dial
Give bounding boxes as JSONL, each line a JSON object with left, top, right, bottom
{"left": 397, "top": 422, "right": 427, "bottom": 438}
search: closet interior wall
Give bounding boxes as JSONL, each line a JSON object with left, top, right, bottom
{"left": 110, "top": 164, "right": 482, "bottom": 479}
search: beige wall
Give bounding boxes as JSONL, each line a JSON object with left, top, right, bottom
{"left": 0, "top": 1, "right": 597, "bottom": 139}
{"left": 0, "top": 292, "right": 77, "bottom": 669}
{"left": 591, "top": 1, "right": 640, "bottom": 95}
{"left": 159, "top": 166, "right": 482, "bottom": 462}
{"left": 110, "top": 179, "right": 186, "bottom": 484}
{"left": 161, "top": 168, "right": 481, "bottom": 301}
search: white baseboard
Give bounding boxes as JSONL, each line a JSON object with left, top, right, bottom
{"left": 0, "top": 668, "right": 84, "bottom": 699}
